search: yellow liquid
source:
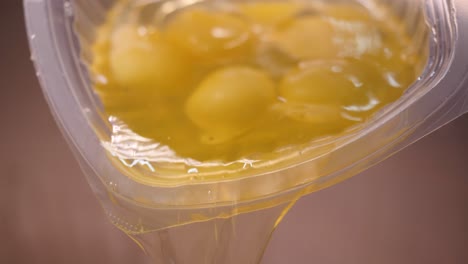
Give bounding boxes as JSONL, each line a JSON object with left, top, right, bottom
{"left": 90, "top": 0, "right": 422, "bottom": 182}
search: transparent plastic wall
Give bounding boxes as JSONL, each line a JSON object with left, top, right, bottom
{"left": 24, "top": 0, "right": 468, "bottom": 234}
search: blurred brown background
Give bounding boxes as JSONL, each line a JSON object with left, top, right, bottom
{"left": 1, "top": 1, "right": 467, "bottom": 264}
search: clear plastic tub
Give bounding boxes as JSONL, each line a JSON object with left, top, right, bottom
{"left": 25, "top": 0, "right": 468, "bottom": 236}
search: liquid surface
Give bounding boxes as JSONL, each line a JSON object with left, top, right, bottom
{"left": 90, "top": 0, "right": 422, "bottom": 183}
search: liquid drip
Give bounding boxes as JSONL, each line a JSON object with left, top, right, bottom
{"left": 129, "top": 200, "right": 295, "bottom": 264}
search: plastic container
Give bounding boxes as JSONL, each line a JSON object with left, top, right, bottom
{"left": 24, "top": 0, "right": 468, "bottom": 233}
